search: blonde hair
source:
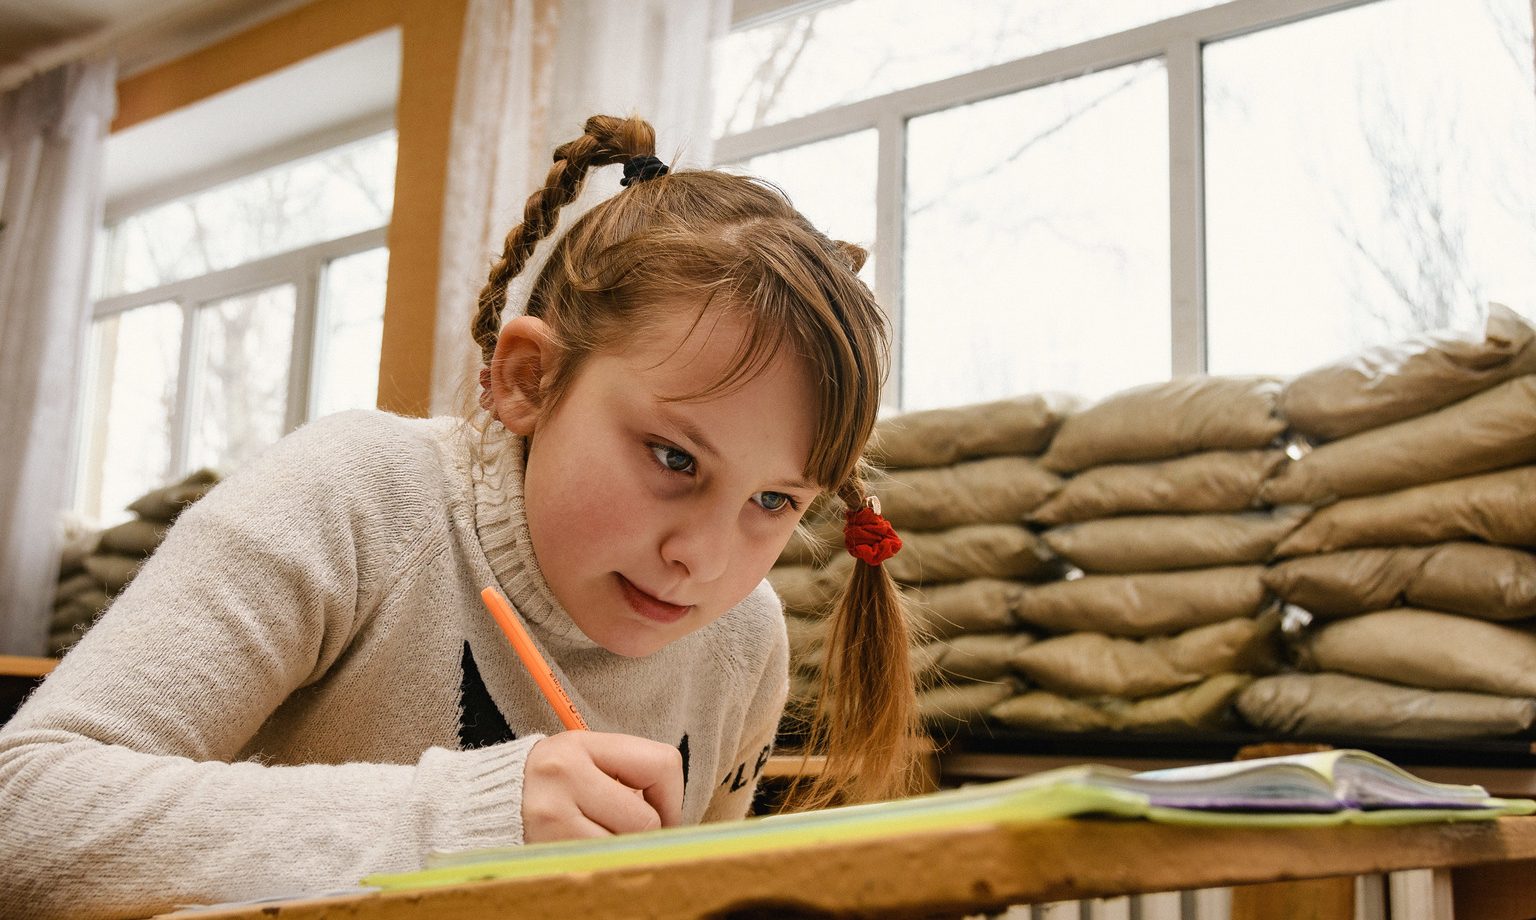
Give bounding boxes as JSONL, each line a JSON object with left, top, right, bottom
{"left": 470, "top": 114, "right": 920, "bottom": 808}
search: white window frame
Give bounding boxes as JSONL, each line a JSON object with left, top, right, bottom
{"left": 75, "top": 112, "right": 393, "bottom": 514}
{"left": 716, "top": 0, "right": 1388, "bottom": 408}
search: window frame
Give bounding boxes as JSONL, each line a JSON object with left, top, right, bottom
{"left": 715, "top": 0, "right": 1383, "bottom": 408}
{"left": 74, "top": 114, "right": 394, "bottom": 520}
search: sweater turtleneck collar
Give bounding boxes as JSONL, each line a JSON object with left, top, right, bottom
{"left": 468, "top": 418, "right": 599, "bottom": 651}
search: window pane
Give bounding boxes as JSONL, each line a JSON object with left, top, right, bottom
{"left": 188, "top": 285, "right": 296, "bottom": 472}
{"left": 904, "top": 61, "right": 1170, "bottom": 410}
{"left": 75, "top": 303, "right": 182, "bottom": 524}
{"left": 102, "top": 131, "right": 396, "bottom": 297}
{"left": 715, "top": 0, "right": 1218, "bottom": 135}
{"left": 1205, "top": 0, "right": 1536, "bottom": 376}
{"left": 738, "top": 130, "right": 877, "bottom": 284}
{"left": 313, "top": 247, "right": 389, "bottom": 418}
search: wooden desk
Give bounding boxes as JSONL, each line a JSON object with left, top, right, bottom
{"left": 0, "top": 654, "right": 54, "bottom": 724}
{"left": 177, "top": 816, "right": 1536, "bottom": 920}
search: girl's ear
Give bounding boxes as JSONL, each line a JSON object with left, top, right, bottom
{"left": 489, "top": 315, "right": 557, "bottom": 435}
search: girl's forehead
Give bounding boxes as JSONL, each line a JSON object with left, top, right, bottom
{"left": 611, "top": 303, "right": 770, "bottom": 387}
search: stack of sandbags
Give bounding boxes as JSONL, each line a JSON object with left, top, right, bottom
{"left": 980, "top": 377, "right": 1295, "bottom": 734}
{"left": 770, "top": 394, "right": 1078, "bottom": 735}
{"left": 51, "top": 522, "right": 106, "bottom": 657}
{"left": 1240, "top": 305, "right": 1536, "bottom": 739}
{"left": 48, "top": 470, "right": 218, "bottom": 655}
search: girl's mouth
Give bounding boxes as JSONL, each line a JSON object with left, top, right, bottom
{"left": 616, "top": 575, "right": 692, "bottom": 624}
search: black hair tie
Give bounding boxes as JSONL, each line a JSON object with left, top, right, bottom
{"left": 621, "top": 155, "right": 669, "bottom": 187}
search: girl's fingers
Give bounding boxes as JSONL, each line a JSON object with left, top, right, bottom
{"left": 547, "top": 806, "right": 618, "bottom": 841}
{"left": 571, "top": 765, "right": 666, "bottom": 835}
{"left": 579, "top": 733, "right": 685, "bottom": 828}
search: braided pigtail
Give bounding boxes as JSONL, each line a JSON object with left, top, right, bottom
{"left": 469, "top": 115, "right": 659, "bottom": 364}
{"left": 788, "top": 473, "right": 921, "bottom": 810}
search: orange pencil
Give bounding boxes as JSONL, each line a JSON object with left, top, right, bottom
{"left": 480, "top": 586, "right": 590, "bottom": 731}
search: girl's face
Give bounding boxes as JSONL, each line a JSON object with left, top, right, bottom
{"left": 516, "top": 306, "right": 819, "bottom": 657}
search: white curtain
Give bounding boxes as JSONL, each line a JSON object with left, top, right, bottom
{"left": 429, "top": 0, "right": 731, "bottom": 414}
{"left": 0, "top": 58, "right": 117, "bottom": 655}
{"left": 547, "top": 0, "right": 731, "bottom": 168}
{"left": 430, "top": 0, "right": 559, "bottom": 417}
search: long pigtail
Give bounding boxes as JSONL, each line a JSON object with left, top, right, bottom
{"left": 469, "top": 114, "right": 658, "bottom": 363}
{"left": 788, "top": 474, "right": 922, "bottom": 810}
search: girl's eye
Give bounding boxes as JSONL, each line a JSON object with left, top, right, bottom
{"left": 753, "top": 491, "right": 800, "bottom": 515}
{"left": 650, "top": 443, "right": 696, "bottom": 475}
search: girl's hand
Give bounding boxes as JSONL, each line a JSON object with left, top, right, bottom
{"left": 521, "top": 731, "right": 685, "bottom": 843}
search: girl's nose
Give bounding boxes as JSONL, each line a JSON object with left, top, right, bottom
{"left": 659, "top": 504, "right": 735, "bottom": 584}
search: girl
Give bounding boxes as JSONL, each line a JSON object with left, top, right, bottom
{"left": 0, "top": 114, "right": 918, "bottom": 919}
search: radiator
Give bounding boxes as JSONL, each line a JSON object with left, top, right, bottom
{"left": 986, "top": 871, "right": 1443, "bottom": 920}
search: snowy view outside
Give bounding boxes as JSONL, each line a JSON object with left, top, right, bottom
{"left": 77, "top": 132, "right": 395, "bottom": 524}
{"left": 715, "top": 0, "right": 1536, "bottom": 407}
{"left": 98, "top": 132, "right": 395, "bottom": 297}
{"left": 1204, "top": 0, "right": 1536, "bottom": 375}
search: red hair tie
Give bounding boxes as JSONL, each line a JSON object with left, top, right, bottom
{"left": 844, "top": 496, "right": 902, "bottom": 566}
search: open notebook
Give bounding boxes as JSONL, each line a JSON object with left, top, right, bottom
{"left": 363, "top": 749, "right": 1534, "bottom": 892}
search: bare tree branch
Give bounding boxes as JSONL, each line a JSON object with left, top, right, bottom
{"left": 908, "top": 67, "right": 1149, "bottom": 217}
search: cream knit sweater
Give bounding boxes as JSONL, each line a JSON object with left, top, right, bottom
{"left": 0, "top": 410, "right": 790, "bottom": 919}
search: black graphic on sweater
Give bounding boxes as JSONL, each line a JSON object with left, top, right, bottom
{"left": 678, "top": 733, "right": 690, "bottom": 794}
{"left": 720, "top": 745, "right": 773, "bottom": 793}
{"left": 458, "top": 642, "right": 516, "bottom": 750}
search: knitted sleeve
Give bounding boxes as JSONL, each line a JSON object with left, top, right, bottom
{"left": 0, "top": 412, "right": 537, "bottom": 920}
{"left": 701, "top": 583, "right": 791, "bottom": 823}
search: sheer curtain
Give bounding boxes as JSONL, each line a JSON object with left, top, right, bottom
{"left": 430, "top": 0, "right": 731, "bottom": 414}
{"left": 431, "top": 0, "right": 559, "bottom": 416}
{"left": 0, "top": 58, "right": 117, "bottom": 655}
{"left": 547, "top": 0, "right": 731, "bottom": 167}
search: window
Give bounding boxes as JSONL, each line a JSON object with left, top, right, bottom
{"left": 714, "top": 0, "right": 1536, "bottom": 409}
{"left": 75, "top": 130, "right": 396, "bottom": 525}
{"left": 1203, "top": 1, "right": 1536, "bottom": 376}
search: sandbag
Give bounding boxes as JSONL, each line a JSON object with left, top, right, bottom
{"left": 784, "top": 670, "right": 822, "bottom": 726}
{"left": 1030, "top": 450, "right": 1284, "bottom": 526}
{"left": 1012, "top": 566, "right": 1269, "bottom": 637}
{"left": 776, "top": 497, "right": 844, "bottom": 566}
{"left": 1261, "top": 375, "right": 1536, "bottom": 505}
{"left": 1040, "top": 376, "right": 1285, "bottom": 473}
{"left": 1237, "top": 673, "right": 1536, "bottom": 740}
{"left": 1298, "top": 608, "right": 1536, "bottom": 697}
{"left": 989, "top": 690, "right": 1112, "bottom": 732}
{"left": 988, "top": 674, "right": 1251, "bottom": 733}
{"left": 48, "top": 627, "right": 81, "bottom": 657}
{"left": 1263, "top": 544, "right": 1536, "bottom": 620}
{"left": 910, "top": 640, "right": 946, "bottom": 689}
{"left": 870, "top": 394, "right": 1079, "bottom": 469}
{"left": 50, "top": 588, "right": 112, "bottom": 632}
{"left": 1043, "top": 507, "right": 1309, "bottom": 574}
{"left": 876, "top": 456, "right": 1063, "bottom": 530}
{"left": 83, "top": 553, "right": 141, "bottom": 593}
{"left": 1275, "top": 467, "right": 1536, "bottom": 557}
{"left": 920, "top": 632, "right": 1035, "bottom": 684}
{"left": 768, "top": 564, "right": 834, "bottom": 617}
{"left": 789, "top": 614, "right": 945, "bottom": 681}
{"left": 1110, "top": 673, "right": 1252, "bottom": 733}
{"left": 126, "top": 468, "right": 220, "bottom": 522}
{"left": 54, "top": 572, "right": 97, "bottom": 604}
{"left": 58, "top": 528, "right": 101, "bottom": 578}
{"left": 905, "top": 579, "right": 1022, "bottom": 638}
{"left": 1280, "top": 303, "right": 1536, "bottom": 441}
{"left": 918, "top": 679, "right": 1020, "bottom": 731}
{"left": 886, "top": 524, "right": 1057, "bottom": 585}
{"left": 784, "top": 614, "right": 826, "bottom": 670}
{"left": 778, "top": 519, "right": 839, "bottom": 566}
{"left": 770, "top": 557, "right": 859, "bottom": 618}
{"left": 99, "top": 519, "right": 169, "bottom": 556}
{"left": 1011, "top": 616, "right": 1278, "bottom": 699}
